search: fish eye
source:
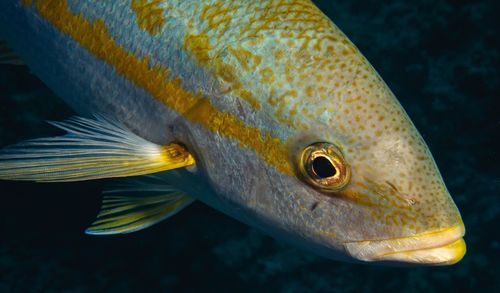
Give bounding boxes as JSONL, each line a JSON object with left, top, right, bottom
{"left": 299, "top": 142, "right": 351, "bottom": 191}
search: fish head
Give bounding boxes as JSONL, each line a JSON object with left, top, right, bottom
{"left": 181, "top": 17, "right": 464, "bottom": 267}
{"left": 256, "top": 57, "right": 466, "bottom": 266}
{"left": 188, "top": 65, "right": 465, "bottom": 266}
{"left": 213, "top": 72, "right": 461, "bottom": 266}
{"left": 281, "top": 102, "right": 466, "bottom": 266}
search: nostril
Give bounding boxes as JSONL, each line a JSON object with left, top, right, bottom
{"left": 407, "top": 197, "right": 417, "bottom": 206}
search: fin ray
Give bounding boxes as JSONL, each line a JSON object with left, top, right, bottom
{"left": 86, "top": 175, "right": 194, "bottom": 235}
{"left": 0, "top": 115, "right": 195, "bottom": 182}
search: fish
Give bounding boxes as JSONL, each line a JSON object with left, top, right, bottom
{"left": 0, "top": 0, "right": 465, "bottom": 266}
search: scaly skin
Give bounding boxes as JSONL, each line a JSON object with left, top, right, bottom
{"left": 0, "top": 0, "right": 464, "bottom": 264}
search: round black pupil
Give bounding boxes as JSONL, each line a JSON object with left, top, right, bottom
{"left": 312, "top": 156, "right": 337, "bottom": 178}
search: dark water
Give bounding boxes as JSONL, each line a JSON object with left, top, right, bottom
{"left": 0, "top": 0, "right": 499, "bottom": 292}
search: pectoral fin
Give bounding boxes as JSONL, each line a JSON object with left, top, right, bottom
{"left": 86, "top": 175, "right": 194, "bottom": 235}
{"left": 0, "top": 115, "right": 195, "bottom": 182}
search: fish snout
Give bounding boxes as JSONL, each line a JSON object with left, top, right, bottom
{"left": 343, "top": 224, "right": 466, "bottom": 265}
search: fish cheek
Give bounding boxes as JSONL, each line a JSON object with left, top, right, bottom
{"left": 253, "top": 173, "right": 275, "bottom": 210}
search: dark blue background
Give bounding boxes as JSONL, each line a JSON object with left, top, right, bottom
{"left": 0, "top": 0, "right": 498, "bottom": 292}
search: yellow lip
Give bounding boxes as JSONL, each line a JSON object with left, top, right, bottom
{"left": 343, "top": 225, "right": 466, "bottom": 265}
{"left": 376, "top": 238, "right": 466, "bottom": 265}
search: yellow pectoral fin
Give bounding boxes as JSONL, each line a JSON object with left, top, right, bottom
{"left": 86, "top": 174, "right": 194, "bottom": 235}
{"left": 0, "top": 115, "right": 195, "bottom": 182}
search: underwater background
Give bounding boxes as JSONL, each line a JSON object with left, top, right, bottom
{"left": 0, "top": 0, "right": 498, "bottom": 292}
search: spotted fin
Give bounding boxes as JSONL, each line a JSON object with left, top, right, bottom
{"left": 0, "top": 40, "right": 24, "bottom": 65}
{"left": 0, "top": 115, "right": 195, "bottom": 182}
{"left": 86, "top": 175, "right": 194, "bottom": 235}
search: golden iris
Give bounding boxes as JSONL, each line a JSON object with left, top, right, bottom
{"left": 299, "top": 142, "right": 351, "bottom": 191}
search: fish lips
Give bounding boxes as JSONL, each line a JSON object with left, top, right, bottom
{"left": 343, "top": 224, "right": 466, "bottom": 266}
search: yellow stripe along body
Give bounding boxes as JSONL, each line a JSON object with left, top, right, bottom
{"left": 26, "top": 0, "right": 296, "bottom": 175}
{"left": 13, "top": 0, "right": 383, "bottom": 180}
{"left": 15, "top": 0, "right": 381, "bottom": 179}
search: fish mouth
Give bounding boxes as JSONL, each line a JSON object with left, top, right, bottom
{"left": 343, "top": 224, "right": 466, "bottom": 265}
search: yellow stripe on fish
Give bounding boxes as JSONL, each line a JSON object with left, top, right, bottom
{"left": 30, "top": 0, "right": 294, "bottom": 176}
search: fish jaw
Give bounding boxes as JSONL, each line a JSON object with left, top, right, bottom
{"left": 343, "top": 224, "right": 466, "bottom": 265}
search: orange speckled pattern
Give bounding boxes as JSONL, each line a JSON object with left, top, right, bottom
{"left": 177, "top": 0, "right": 462, "bottom": 235}
{"left": 182, "top": 0, "right": 361, "bottom": 129}
{"left": 131, "top": 0, "right": 167, "bottom": 35}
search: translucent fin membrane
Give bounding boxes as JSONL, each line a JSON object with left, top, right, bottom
{"left": 86, "top": 175, "right": 194, "bottom": 235}
{"left": 0, "top": 116, "right": 195, "bottom": 182}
